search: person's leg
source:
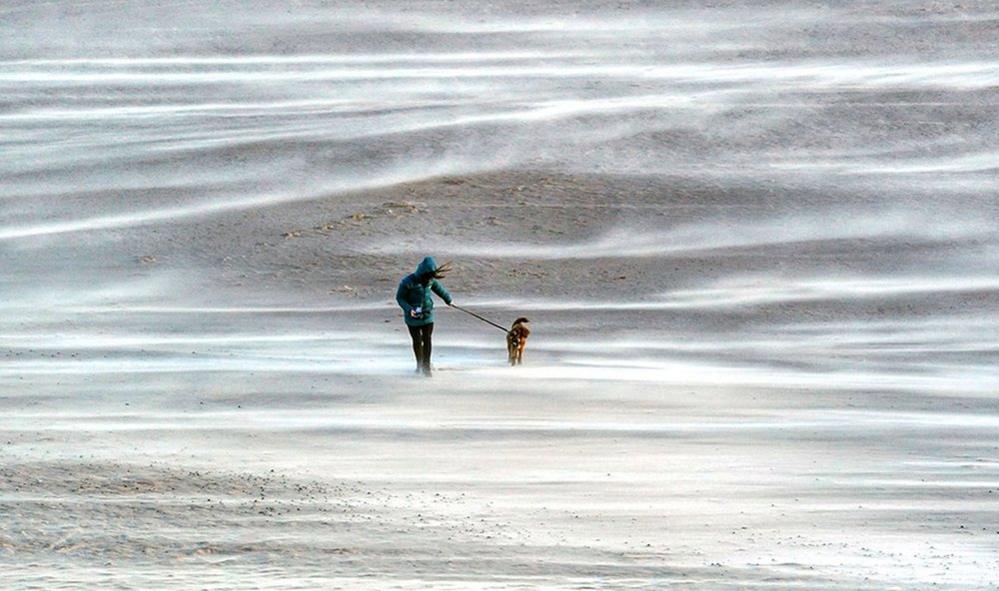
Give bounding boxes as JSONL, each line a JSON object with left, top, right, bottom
{"left": 421, "top": 323, "right": 434, "bottom": 375}
{"left": 408, "top": 325, "right": 423, "bottom": 371}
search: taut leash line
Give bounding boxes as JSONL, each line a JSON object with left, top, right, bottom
{"left": 450, "top": 304, "right": 509, "bottom": 333}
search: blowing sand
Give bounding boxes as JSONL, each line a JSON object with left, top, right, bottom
{"left": 3, "top": 0, "right": 998, "bottom": 588}
{"left": 3, "top": 170, "right": 997, "bottom": 589}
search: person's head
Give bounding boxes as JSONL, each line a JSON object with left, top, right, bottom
{"left": 415, "top": 256, "right": 451, "bottom": 284}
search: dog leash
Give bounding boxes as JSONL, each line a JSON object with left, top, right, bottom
{"left": 449, "top": 304, "right": 509, "bottom": 333}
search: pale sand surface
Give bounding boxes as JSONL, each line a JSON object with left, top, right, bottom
{"left": 3, "top": 170, "right": 997, "bottom": 587}
{"left": 2, "top": 0, "right": 998, "bottom": 588}
{"left": 3, "top": 367, "right": 998, "bottom": 589}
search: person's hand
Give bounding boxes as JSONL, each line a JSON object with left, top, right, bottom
{"left": 410, "top": 309, "right": 421, "bottom": 318}
{"left": 448, "top": 300, "right": 455, "bottom": 307}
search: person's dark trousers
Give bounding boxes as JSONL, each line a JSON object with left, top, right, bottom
{"left": 407, "top": 323, "right": 434, "bottom": 375}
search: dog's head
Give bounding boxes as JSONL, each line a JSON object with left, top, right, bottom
{"left": 512, "top": 317, "right": 529, "bottom": 327}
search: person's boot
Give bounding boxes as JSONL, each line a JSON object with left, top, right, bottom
{"left": 422, "top": 363, "right": 432, "bottom": 377}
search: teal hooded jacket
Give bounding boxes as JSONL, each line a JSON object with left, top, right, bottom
{"left": 396, "top": 256, "right": 453, "bottom": 327}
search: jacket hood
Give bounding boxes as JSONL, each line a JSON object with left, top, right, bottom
{"left": 415, "top": 256, "right": 438, "bottom": 278}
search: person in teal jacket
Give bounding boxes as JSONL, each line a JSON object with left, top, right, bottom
{"left": 396, "top": 256, "right": 453, "bottom": 376}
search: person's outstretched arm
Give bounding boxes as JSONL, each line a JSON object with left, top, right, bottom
{"left": 431, "top": 279, "right": 453, "bottom": 306}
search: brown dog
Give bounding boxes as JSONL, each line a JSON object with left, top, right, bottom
{"left": 506, "top": 317, "right": 530, "bottom": 366}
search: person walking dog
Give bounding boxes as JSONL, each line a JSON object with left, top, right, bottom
{"left": 396, "top": 257, "right": 453, "bottom": 377}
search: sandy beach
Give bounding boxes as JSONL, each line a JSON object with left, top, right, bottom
{"left": 2, "top": 0, "right": 998, "bottom": 588}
